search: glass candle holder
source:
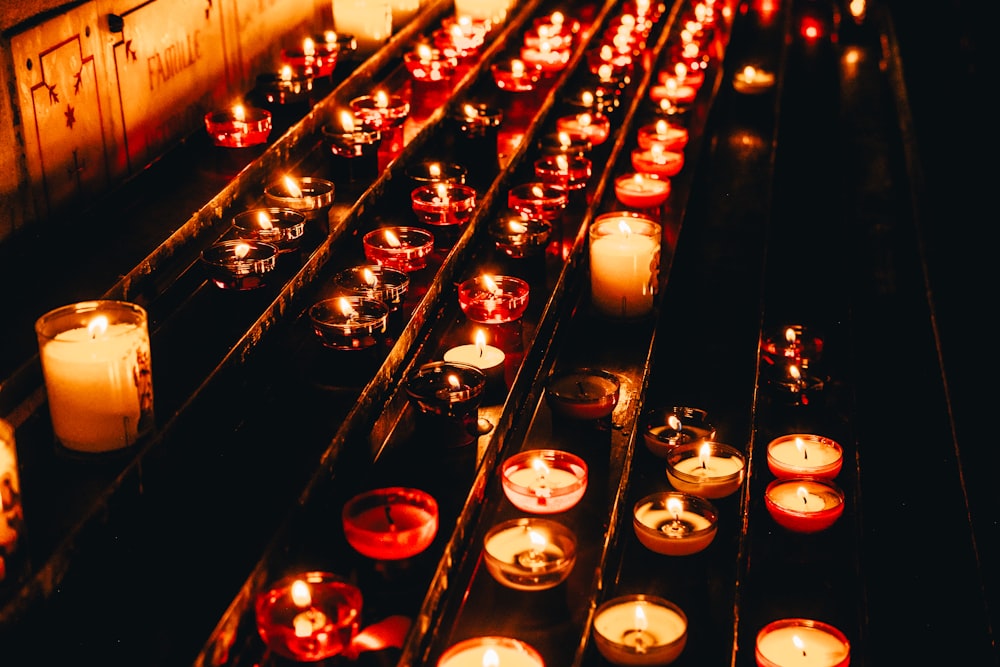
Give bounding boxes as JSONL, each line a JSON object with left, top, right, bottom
{"left": 538, "top": 130, "right": 593, "bottom": 158}
{"left": 443, "top": 329, "right": 506, "bottom": 391}
{"left": 665, "top": 441, "right": 746, "bottom": 499}
{"left": 404, "top": 45, "right": 458, "bottom": 82}
{"left": 483, "top": 517, "right": 577, "bottom": 590}
{"left": 440, "top": 16, "right": 490, "bottom": 49}
{"left": 633, "top": 491, "right": 719, "bottom": 556}
{"left": 589, "top": 212, "right": 662, "bottom": 320}
{"left": 280, "top": 37, "right": 338, "bottom": 78}
{"left": 491, "top": 58, "right": 544, "bottom": 91}
{"left": 501, "top": 449, "right": 588, "bottom": 514}
{"left": 410, "top": 183, "right": 478, "bottom": 227}
{"left": 593, "top": 595, "right": 688, "bottom": 666}
{"left": 641, "top": 406, "right": 715, "bottom": 458}
{"left": 534, "top": 154, "right": 592, "bottom": 191}
{"left": 406, "top": 160, "right": 468, "bottom": 187}
{"left": 636, "top": 120, "right": 689, "bottom": 152}
{"left": 201, "top": 239, "right": 278, "bottom": 291}
{"left": 34, "top": 301, "right": 154, "bottom": 455}
{"left": 322, "top": 120, "right": 382, "bottom": 159}
{"left": 342, "top": 487, "right": 438, "bottom": 560}
{"left": 766, "top": 434, "right": 844, "bottom": 480}
{"left": 332, "top": 264, "right": 410, "bottom": 311}
{"left": 349, "top": 91, "right": 410, "bottom": 131}
{"left": 0, "top": 419, "right": 24, "bottom": 580}
{"left": 404, "top": 361, "right": 487, "bottom": 420}
{"left": 451, "top": 102, "right": 503, "bottom": 140}
{"left": 545, "top": 367, "right": 620, "bottom": 421}
{"left": 232, "top": 207, "right": 307, "bottom": 252}
{"left": 489, "top": 212, "right": 553, "bottom": 258}
{"left": 508, "top": 183, "right": 568, "bottom": 221}
{"left": 438, "top": 637, "right": 545, "bottom": 667}
{"left": 204, "top": 104, "right": 272, "bottom": 148}
{"left": 555, "top": 112, "right": 611, "bottom": 145}
{"left": 769, "top": 363, "right": 825, "bottom": 406}
{"left": 660, "top": 62, "right": 705, "bottom": 91}
{"left": 631, "top": 146, "right": 685, "bottom": 178}
{"left": 733, "top": 65, "right": 776, "bottom": 94}
{"left": 254, "top": 69, "right": 317, "bottom": 109}
{"left": 563, "top": 85, "right": 620, "bottom": 117}
{"left": 362, "top": 226, "right": 435, "bottom": 272}
{"left": 755, "top": 618, "right": 851, "bottom": 667}
{"left": 308, "top": 296, "right": 389, "bottom": 350}
{"left": 761, "top": 324, "right": 824, "bottom": 368}
{"left": 254, "top": 572, "right": 362, "bottom": 662}
{"left": 764, "top": 478, "right": 845, "bottom": 533}
{"left": 586, "top": 45, "right": 634, "bottom": 78}
{"left": 649, "top": 78, "right": 698, "bottom": 106}
{"left": 456, "top": 274, "right": 530, "bottom": 324}
{"left": 519, "top": 43, "right": 571, "bottom": 74}
{"left": 614, "top": 173, "right": 671, "bottom": 210}
{"left": 263, "top": 176, "right": 336, "bottom": 223}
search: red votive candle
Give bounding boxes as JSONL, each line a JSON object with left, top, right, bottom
{"left": 649, "top": 77, "right": 698, "bottom": 105}
{"left": 410, "top": 183, "right": 478, "bottom": 227}
{"left": 489, "top": 212, "right": 553, "bottom": 258}
{"left": 280, "top": 37, "right": 338, "bottom": 78}
{"left": 308, "top": 296, "right": 389, "bottom": 350}
{"left": 255, "top": 572, "right": 362, "bottom": 662}
{"left": 501, "top": 449, "right": 588, "bottom": 514}
{"left": 764, "top": 478, "right": 845, "bottom": 533}
{"left": 520, "top": 43, "right": 571, "bottom": 74}
{"left": 614, "top": 172, "right": 671, "bottom": 209}
{"left": 537, "top": 131, "right": 592, "bottom": 158}
{"left": 761, "top": 324, "right": 824, "bottom": 367}
{"left": 636, "top": 120, "right": 689, "bottom": 151}
{"left": 491, "top": 58, "right": 544, "bottom": 91}
{"left": 204, "top": 104, "right": 271, "bottom": 148}
{"left": 660, "top": 61, "right": 705, "bottom": 90}
{"left": 404, "top": 45, "right": 458, "bottom": 82}
{"left": 200, "top": 240, "right": 277, "bottom": 290}
{"left": 349, "top": 91, "right": 410, "bottom": 131}
{"left": 508, "top": 182, "right": 568, "bottom": 221}
{"left": 545, "top": 367, "right": 620, "bottom": 420}
{"left": 232, "top": 207, "right": 307, "bottom": 253}
{"left": 342, "top": 487, "right": 439, "bottom": 560}
{"left": 631, "top": 145, "right": 685, "bottom": 178}
{"left": 406, "top": 160, "right": 468, "bottom": 187}
{"left": 555, "top": 112, "right": 611, "bottom": 145}
{"left": 534, "top": 154, "right": 592, "bottom": 191}
{"left": 457, "top": 274, "right": 530, "bottom": 324}
{"left": 362, "top": 226, "right": 435, "bottom": 272}
{"left": 766, "top": 434, "right": 844, "bottom": 480}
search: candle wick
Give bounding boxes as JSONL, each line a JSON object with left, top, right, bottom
{"left": 384, "top": 502, "right": 397, "bottom": 531}
{"left": 576, "top": 381, "right": 589, "bottom": 397}
{"left": 802, "top": 446, "right": 808, "bottom": 460}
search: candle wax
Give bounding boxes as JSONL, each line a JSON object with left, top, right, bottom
{"left": 593, "top": 598, "right": 688, "bottom": 665}
{"left": 590, "top": 230, "right": 659, "bottom": 319}
{"left": 756, "top": 624, "right": 850, "bottom": 667}
{"left": 633, "top": 502, "right": 716, "bottom": 556}
{"left": 767, "top": 436, "right": 843, "bottom": 478}
{"left": 343, "top": 502, "right": 437, "bottom": 559}
{"left": 766, "top": 481, "right": 841, "bottom": 512}
{"left": 439, "top": 642, "right": 544, "bottom": 667}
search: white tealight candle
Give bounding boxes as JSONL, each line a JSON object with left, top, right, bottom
{"left": 593, "top": 595, "right": 688, "bottom": 665}
{"left": 438, "top": 637, "right": 545, "bottom": 667}
{"left": 443, "top": 329, "right": 506, "bottom": 390}
{"left": 666, "top": 442, "right": 746, "bottom": 499}
{"left": 755, "top": 619, "right": 851, "bottom": 667}
{"left": 589, "top": 214, "right": 661, "bottom": 319}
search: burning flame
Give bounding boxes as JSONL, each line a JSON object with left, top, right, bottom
{"left": 528, "top": 529, "right": 546, "bottom": 550}
{"left": 290, "top": 580, "right": 312, "bottom": 608}
{"left": 339, "top": 110, "right": 356, "bottom": 133}
{"left": 531, "top": 457, "right": 550, "bottom": 479}
{"left": 87, "top": 315, "right": 109, "bottom": 339}
{"left": 633, "top": 604, "right": 648, "bottom": 632}
{"left": 674, "top": 62, "right": 688, "bottom": 79}
{"left": 234, "top": 243, "right": 252, "bottom": 260}
{"left": 617, "top": 220, "right": 633, "bottom": 237}
{"left": 481, "top": 274, "right": 501, "bottom": 295}
{"left": 428, "top": 162, "right": 442, "bottom": 179}
{"left": 446, "top": 374, "right": 462, "bottom": 390}
{"left": 792, "top": 634, "right": 807, "bottom": 655}
{"left": 338, "top": 297, "right": 358, "bottom": 320}
{"left": 666, "top": 496, "right": 683, "bottom": 519}
{"left": 558, "top": 131, "right": 572, "bottom": 148}
{"left": 655, "top": 119, "right": 669, "bottom": 135}
{"left": 231, "top": 104, "right": 246, "bottom": 122}
{"left": 530, "top": 184, "right": 546, "bottom": 199}
{"left": 375, "top": 90, "right": 389, "bottom": 108}
{"left": 362, "top": 267, "right": 378, "bottom": 287}
{"left": 581, "top": 90, "right": 595, "bottom": 106}
{"left": 795, "top": 437, "right": 808, "bottom": 459}
{"left": 796, "top": 486, "right": 810, "bottom": 505}
{"left": 303, "top": 38, "right": 316, "bottom": 57}
{"left": 555, "top": 154, "right": 569, "bottom": 173}
{"left": 785, "top": 327, "right": 797, "bottom": 344}
{"left": 463, "top": 103, "right": 479, "bottom": 120}
{"left": 384, "top": 229, "right": 402, "bottom": 247}
{"left": 508, "top": 219, "right": 528, "bottom": 234}
{"left": 667, "top": 414, "right": 682, "bottom": 431}
{"left": 474, "top": 328, "right": 488, "bottom": 354}
{"left": 699, "top": 442, "right": 712, "bottom": 469}
{"left": 511, "top": 58, "right": 526, "bottom": 77}
{"left": 280, "top": 65, "right": 293, "bottom": 82}
{"left": 482, "top": 649, "right": 500, "bottom": 667}
{"left": 417, "top": 44, "right": 432, "bottom": 61}
{"left": 257, "top": 211, "right": 274, "bottom": 230}
{"left": 283, "top": 175, "right": 303, "bottom": 198}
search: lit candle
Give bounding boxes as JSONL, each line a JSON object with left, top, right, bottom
{"left": 636, "top": 120, "right": 689, "bottom": 151}
{"left": 332, "top": 264, "right": 410, "bottom": 311}
{"left": 201, "top": 239, "right": 278, "bottom": 290}
{"left": 766, "top": 434, "right": 844, "bottom": 479}
{"left": 231, "top": 207, "right": 307, "bottom": 252}
{"left": 35, "top": 301, "right": 154, "bottom": 454}
{"left": 755, "top": 618, "right": 851, "bottom": 667}
{"left": 349, "top": 90, "right": 410, "bottom": 131}
{"left": 491, "top": 58, "right": 543, "bottom": 91}
{"left": 501, "top": 449, "right": 588, "bottom": 513}
{"left": 411, "top": 182, "right": 478, "bottom": 227}
{"left": 633, "top": 492, "right": 719, "bottom": 556}
{"left": 660, "top": 61, "right": 705, "bottom": 91}
{"left": 555, "top": 112, "right": 611, "bottom": 145}
{"left": 641, "top": 406, "right": 715, "bottom": 458}
{"left": 342, "top": 487, "right": 439, "bottom": 560}
{"left": 323, "top": 110, "right": 382, "bottom": 160}
{"left": 483, "top": 518, "right": 577, "bottom": 590}
{"left": 589, "top": 213, "right": 661, "bottom": 319}
{"left": 649, "top": 76, "right": 698, "bottom": 105}
{"left": 614, "top": 173, "right": 671, "bottom": 210}
{"left": 406, "top": 160, "right": 468, "bottom": 187}
{"left": 631, "top": 145, "right": 685, "bottom": 178}
{"left": 444, "top": 329, "right": 506, "bottom": 390}
{"left": 665, "top": 442, "right": 746, "bottom": 499}
{"left": 508, "top": 182, "right": 568, "bottom": 221}
{"left": 263, "top": 175, "right": 336, "bottom": 222}
{"left": 404, "top": 360, "right": 487, "bottom": 419}
{"left": 308, "top": 296, "right": 390, "bottom": 350}
{"left": 204, "top": 103, "right": 272, "bottom": 148}
{"left": 437, "top": 637, "right": 545, "bottom": 667}
{"left": 404, "top": 44, "right": 458, "bottom": 82}
{"left": 545, "top": 367, "right": 620, "bottom": 420}
{"left": 457, "top": 274, "right": 530, "bottom": 324}
{"left": 534, "top": 154, "right": 592, "bottom": 191}
{"left": 362, "top": 226, "right": 436, "bottom": 272}
{"left": 593, "top": 595, "right": 688, "bottom": 665}
{"left": 733, "top": 65, "right": 776, "bottom": 94}
{"left": 761, "top": 324, "right": 823, "bottom": 367}
{"left": 254, "top": 572, "right": 362, "bottom": 662}
{"left": 764, "top": 478, "right": 845, "bottom": 533}
{"left": 489, "top": 212, "right": 553, "bottom": 258}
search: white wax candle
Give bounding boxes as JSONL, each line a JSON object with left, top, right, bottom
{"left": 443, "top": 343, "right": 505, "bottom": 373}
{"left": 767, "top": 481, "right": 841, "bottom": 513}
{"left": 756, "top": 624, "right": 850, "bottom": 667}
{"left": 439, "top": 642, "right": 544, "bottom": 667}
{"left": 333, "top": 0, "right": 392, "bottom": 55}
{"left": 39, "top": 317, "right": 153, "bottom": 453}
{"left": 506, "top": 465, "right": 580, "bottom": 493}
{"left": 769, "top": 439, "right": 841, "bottom": 468}
{"left": 590, "top": 221, "right": 660, "bottom": 318}
{"left": 594, "top": 601, "right": 687, "bottom": 645}
{"left": 672, "top": 455, "right": 745, "bottom": 478}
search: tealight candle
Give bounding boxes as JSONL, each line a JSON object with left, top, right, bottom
{"left": 555, "top": 112, "right": 611, "bottom": 145}
{"left": 456, "top": 274, "right": 530, "bottom": 324}
{"left": 489, "top": 212, "right": 552, "bottom": 258}
{"left": 200, "top": 239, "right": 278, "bottom": 290}
{"left": 631, "top": 145, "right": 685, "bottom": 178}
{"left": 633, "top": 491, "right": 718, "bottom": 556}
{"left": 764, "top": 478, "right": 845, "bottom": 533}
{"left": 586, "top": 44, "right": 633, "bottom": 77}
{"left": 589, "top": 212, "right": 661, "bottom": 319}
{"left": 508, "top": 182, "right": 568, "bottom": 222}
{"left": 641, "top": 406, "right": 715, "bottom": 458}
{"left": 404, "top": 361, "right": 487, "bottom": 419}
{"left": 404, "top": 45, "right": 458, "bottom": 82}
{"left": 444, "top": 329, "right": 506, "bottom": 390}
{"left": 491, "top": 58, "right": 543, "bottom": 91}
{"left": 761, "top": 324, "right": 823, "bottom": 367}
{"left": 537, "top": 131, "right": 593, "bottom": 158}
{"left": 204, "top": 104, "right": 272, "bottom": 148}
{"left": 614, "top": 173, "right": 671, "bottom": 210}
{"left": 410, "top": 183, "right": 478, "bottom": 227}
{"left": 254, "top": 67, "right": 317, "bottom": 110}
{"left": 406, "top": 160, "right": 468, "bottom": 187}
{"left": 501, "top": 449, "right": 588, "bottom": 513}
{"left": 520, "top": 42, "right": 571, "bottom": 73}
{"left": 342, "top": 487, "right": 439, "bottom": 559}
{"left": 534, "top": 154, "right": 592, "bottom": 191}
{"left": 593, "top": 595, "right": 688, "bottom": 665}
{"left": 483, "top": 517, "right": 577, "bottom": 590}
{"left": 650, "top": 77, "right": 698, "bottom": 105}
{"left": 440, "top": 16, "right": 490, "bottom": 51}
{"left": 332, "top": 264, "right": 410, "bottom": 311}
{"left": 349, "top": 91, "right": 410, "bottom": 131}
{"left": 263, "top": 175, "right": 336, "bottom": 223}
{"left": 659, "top": 62, "right": 705, "bottom": 91}
{"left": 563, "top": 85, "right": 620, "bottom": 117}
{"left": 545, "top": 367, "right": 620, "bottom": 420}
{"left": 636, "top": 120, "right": 689, "bottom": 152}
{"left": 665, "top": 441, "right": 746, "bottom": 499}
{"left": 308, "top": 296, "right": 390, "bottom": 350}
{"left": 450, "top": 102, "right": 503, "bottom": 141}
{"left": 35, "top": 301, "right": 154, "bottom": 454}
{"left": 232, "top": 207, "right": 307, "bottom": 252}
{"left": 734, "top": 65, "right": 776, "bottom": 94}
{"left": 362, "top": 226, "right": 435, "bottom": 272}
{"left": 769, "top": 363, "right": 825, "bottom": 406}
{"left": 438, "top": 637, "right": 545, "bottom": 667}
{"left": 280, "top": 37, "right": 338, "bottom": 78}
{"left": 254, "top": 572, "right": 362, "bottom": 662}
{"left": 755, "top": 618, "right": 851, "bottom": 667}
{"left": 766, "top": 434, "right": 844, "bottom": 479}
{"left": 322, "top": 110, "right": 382, "bottom": 161}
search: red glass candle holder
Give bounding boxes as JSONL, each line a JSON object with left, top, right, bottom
{"left": 457, "top": 274, "right": 530, "bottom": 324}
{"left": 501, "top": 449, "right": 588, "bottom": 514}
{"left": 263, "top": 176, "right": 336, "bottom": 222}
{"left": 636, "top": 120, "right": 689, "bottom": 151}
{"left": 254, "top": 68, "right": 316, "bottom": 109}
{"left": 593, "top": 595, "right": 688, "bottom": 665}
{"left": 508, "top": 182, "right": 568, "bottom": 221}
{"left": 451, "top": 102, "right": 503, "bottom": 139}
{"left": 201, "top": 240, "right": 278, "bottom": 290}
{"left": 404, "top": 360, "right": 487, "bottom": 419}
{"left": 764, "top": 478, "right": 845, "bottom": 533}
{"left": 404, "top": 46, "right": 458, "bottom": 82}
{"left": 614, "top": 172, "right": 671, "bottom": 210}
{"left": 545, "top": 367, "right": 620, "bottom": 420}
{"left": 586, "top": 44, "right": 633, "bottom": 78}
{"left": 232, "top": 207, "right": 307, "bottom": 252}
{"left": 519, "top": 43, "right": 571, "bottom": 74}
{"left": 665, "top": 441, "right": 746, "bottom": 499}
{"left": 438, "top": 637, "right": 545, "bottom": 667}
{"left": 406, "top": 160, "right": 468, "bottom": 187}
{"left": 483, "top": 517, "right": 577, "bottom": 590}
{"left": 641, "top": 406, "right": 715, "bottom": 458}
{"left": 755, "top": 618, "right": 851, "bottom": 667}
{"left": 631, "top": 146, "right": 685, "bottom": 178}
{"left": 633, "top": 491, "right": 719, "bottom": 556}
{"left": 761, "top": 324, "right": 824, "bottom": 367}
{"left": 660, "top": 62, "right": 705, "bottom": 90}
{"left": 362, "top": 226, "right": 435, "bottom": 272}
{"left": 537, "top": 132, "right": 593, "bottom": 158}
{"left": 308, "top": 296, "right": 389, "bottom": 350}
{"left": 440, "top": 15, "right": 490, "bottom": 47}
{"left": 650, "top": 78, "right": 698, "bottom": 105}
{"left": 489, "top": 212, "right": 552, "bottom": 258}
{"left": 342, "top": 487, "right": 439, "bottom": 560}
{"left": 534, "top": 154, "right": 592, "bottom": 191}
{"left": 766, "top": 434, "right": 844, "bottom": 480}
{"left": 349, "top": 91, "right": 410, "bottom": 131}
{"left": 332, "top": 264, "right": 409, "bottom": 311}
{"left": 491, "top": 58, "right": 544, "bottom": 91}
{"left": 204, "top": 105, "right": 272, "bottom": 148}
{"left": 555, "top": 112, "right": 611, "bottom": 145}
{"left": 322, "top": 119, "right": 382, "bottom": 159}
{"left": 280, "top": 37, "right": 338, "bottom": 78}
{"left": 410, "top": 183, "right": 478, "bottom": 227}
{"left": 254, "top": 572, "right": 362, "bottom": 662}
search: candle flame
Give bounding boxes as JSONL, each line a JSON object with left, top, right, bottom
{"left": 428, "top": 162, "right": 442, "bottom": 179}
{"left": 231, "top": 104, "right": 246, "bottom": 122}
{"left": 417, "top": 43, "right": 432, "bottom": 61}
{"left": 667, "top": 414, "right": 682, "bottom": 431}
{"left": 659, "top": 98, "right": 677, "bottom": 114}
{"left": 384, "top": 229, "right": 402, "bottom": 247}
{"left": 699, "top": 442, "right": 711, "bottom": 469}
{"left": 511, "top": 58, "right": 525, "bottom": 77}
{"left": 375, "top": 90, "right": 389, "bottom": 108}
{"left": 550, "top": 10, "right": 564, "bottom": 25}
{"left": 557, "top": 131, "right": 572, "bottom": 147}
{"left": 743, "top": 65, "right": 757, "bottom": 82}
{"left": 789, "top": 364, "right": 802, "bottom": 381}
{"left": 474, "top": 328, "right": 488, "bottom": 352}
{"left": 633, "top": 604, "right": 649, "bottom": 632}
{"left": 555, "top": 154, "right": 569, "bottom": 173}
{"left": 339, "top": 110, "right": 356, "bottom": 133}
{"left": 303, "top": 37, "right": 316, "bottom": 57}
{"left": 508, "top": 219, "right": 528, "bottom": 234}
{"left": 650, "top": 144, "right": 666, "bottom": 163}
{"left": 795, "top": 436, "right": 808, "bottom": 460}
{"left": 792, "top": 634, "right": 807, "bottom": 655}
{"left": 617, "top": 220, "right": 633, "bottom": 237}
{"left": 463, "top": 103, "right": 479, "bottom": 119}
{"left": 797, "top": 486, "right": 810, "bottom": 504}
{"left": 666, "top": 496, "right": 683, "bottom": 519}
{"left": 578, "top": 112, "right": 593, "bottom": 128}
{"left": 338, "top": 297, "right": 358, "bottom": 319}
{"left": 290, "top": 580, "right": 312, "bottom": 608}
{"left": 324, "top": 30, "right": 337, "bottom": 46}
{"left": 447, "top": 374, "right": 462, "bottom": 390}
{"left": 434, "top": 183, "right": 450, "bottom": 204}
{"left": 283, "top": 175, "right": 303, "bottom": 198}
{"left": 87, "top": 315, "right": 109, "bottom": 339}
{"left": 531, "top": 457, "right": 550, "bottom": 478}
{"left": 257, "top": 211, "right": 274, "bottom": 230}
{"left": 531, "top": 184, "right": 546, "bottom": 198}
{"left": 362, "top": 267, "right": 378, "bottom": 287}
{"left": 655, "top": 119, "right": 669, "bottom": 135}
{"left": 234, "top": 243, "right": 252, "bottom": 260}
{"left": 785, "top": 327, "right": 797, "bottom": 344}
{"left": 683, "top": 42, "right": 699, "bottom": 58}
{"left": 674, "top": 62, "right": 688, "bottom": 79}
{"left": 527, "top": 529, "right": 546, "bottom": 550}
{"left": 481, "top": 274, "right": 501, "bottom": 295}
{"left": 280, "top": 65, "right": 293, "bottom": 82}
{"left": 581, "top": 90, "right": 595, "bottom": 106}
{"left": 482, "top": 648, "right": 500, "bottom": 667}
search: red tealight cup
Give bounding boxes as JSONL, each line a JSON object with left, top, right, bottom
{"left": 764, "top": 478, "right": 845, "bottom": 533}
{"left": 766, "top": 434, "right": 844, "bottom": 479}
{"left": 631, "top": 146, "right": 685, "bottom": 178}
{"left": 404, "top": 46, "right": 458, "bottom": 82}
{"left": 349, "top": 92, "right": 410, "bottom": 131}
{"left": 406, "top": 160, "right": 468, "bottom": 187}
{"left": 501, "top": 449, "right": 588, "bottom": 514}
{"left": 545, "top": 367, "right": 620, "bottom": 420}
{"left": 410, "top": 183, "right": 478, "bottom": 227}
{"left": 200, "top": 239, "right": 277, "bottom": 290}
{"left": 362, "top": 226, "right": 435, "bottom": 272}
{"left": 508, "top": 182, "right": 568, "bottom": 222}
{"left": 491, "top": 58, "right": 544, "bottom": 91}
{"left": 308, "top": 296, "right": 389, "bottom": 350}
{"left": 614, "top": 172, "right": 671, "bottom": 210}
{"left": 254, "top": 572, "right": 362, "bottom": 662}
{"left": 280, "top": 37, "right": 338, "bottom": 78}
{"left": 457, "top": 274, "right": 530, "bottom": 324}
{"left": 555, "top": 112, "right": 611, "bottom": 145}
{"left": 665, "top": 442, "right": 746, "bottom": 499}
{"left": 342, "top": 487, "right": 439, "bottom": 560}
{"left": 636, "top": 120, "right": 689, "bottom": 151}
{"left": 755, "top": 618, "right": 851, "bottom": 667}
{"left": 232, "top": 207, "right": 307, "bottom": 252}
{"left": 534, "top": 154, "right": 592, "bottom": 191}
{"left": 204, "top": 105, "right": 272, "bottom": 148}
{"left": 520, "top": 43, "right": 571, "bottom": 74}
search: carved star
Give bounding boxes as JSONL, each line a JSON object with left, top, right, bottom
{"left": 65, "top": 104, "right": 76, "bottom": 128}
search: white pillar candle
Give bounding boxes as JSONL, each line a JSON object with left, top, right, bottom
{"left": 332, "top": 0, "right": 392, "bottom": 56}
{"left": 593, "top": 595, "right": 688, "bottom": 665}
{"left": 589, "top": 213, "right": 661, "bottom": 319}
{"left": 35, "top": 301, "right": 154, "bottom": 454}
